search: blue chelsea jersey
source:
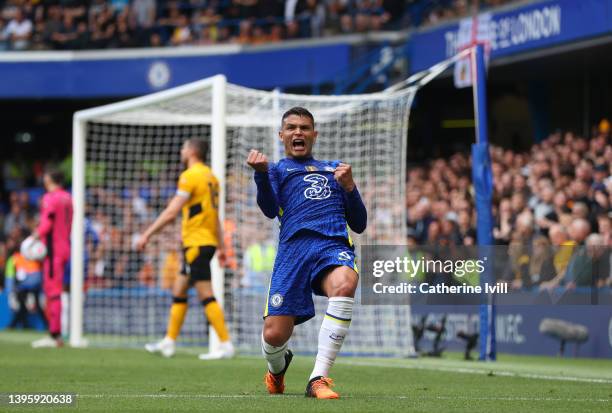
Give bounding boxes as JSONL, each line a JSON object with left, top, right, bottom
{"left": 263, "top": 157, "right": 354, "bottom": 243}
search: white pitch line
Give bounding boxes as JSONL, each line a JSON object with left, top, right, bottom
{"left": 338, "top": 359, "right": 612, "bottom": 384}
{"left": 75, "top": 394, "right": 610, "bottom": 403}
{"left": 78, "top": 394, "right": 298, "bottom": 399}
{"left": 428, "top": 395, "right": 611, "bottom": 403}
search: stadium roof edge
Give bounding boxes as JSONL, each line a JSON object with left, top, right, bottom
{"left": 430, "top": 32, "right": 612, "bottom": 82}
{"left": 491, "top": 33, "right": 612, "bottom": 67}
{"left": 0, "top": 32, "right": 408, "bottom": 63}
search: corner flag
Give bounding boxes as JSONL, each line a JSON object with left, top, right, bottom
{"left": 454, "top": 13, "right": 492, "bottom": 88}
{"left": 471, "top": 44, "right": 496, "bottom": 361}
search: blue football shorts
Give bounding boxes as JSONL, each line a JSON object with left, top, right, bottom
{"left": 264, "top": 229, "right": 358, "bottom": 325}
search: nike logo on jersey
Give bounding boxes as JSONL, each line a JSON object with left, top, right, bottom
{"left": 287, "top": 168, "right": 298, "bottom": 171}
{"left": 338, "top": 251, "right": 351, "bottom": 260}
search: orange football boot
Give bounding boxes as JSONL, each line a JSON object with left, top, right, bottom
{"left": 305, "top": 376, "right": 339, "bottom": 399}
{"left": 264, "top": 350, "right": 293, "bottom": 394}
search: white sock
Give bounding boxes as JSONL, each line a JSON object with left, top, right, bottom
{"left": 261, "top": 333, "right": 287, "bottom": 374}
{"left": 309, "top": 296, "right": 354, "bottom": 380}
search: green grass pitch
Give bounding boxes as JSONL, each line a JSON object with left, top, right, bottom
{"left": 1, "top": 331, "right": 611, "bottom": 412}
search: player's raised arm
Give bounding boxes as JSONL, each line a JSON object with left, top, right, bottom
{"left": 136, "top": 194, "right": 188, "bottom": 251}
{"left": 247, "top": 149, "right": 279, "bottom": 219}
{"left": 335, "top": 163, "right": 367, "bottom": 234}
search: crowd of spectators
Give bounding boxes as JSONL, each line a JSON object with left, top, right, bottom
{"left": 422, "top": 0, "right": 513, "bottom": 27}
{"left": 0, "top": 178, "right": 178, "bottom": 297}
{"left": 0, "top": 0, "right": 518, "bottom": 51}
{"left": 1, "top": 120, "right": 611, "bottom": 302}
{"left": 0, "top": 192, "right": 38, "bottom": 291}
{"left": 406, "top": 120, "right": 612, "bottom": 290}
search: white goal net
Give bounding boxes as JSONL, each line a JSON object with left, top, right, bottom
{"left": 71, "top": 75, "right": 418, "bottom": 356}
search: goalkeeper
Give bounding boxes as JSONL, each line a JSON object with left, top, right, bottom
{"left": 136, "top": 138, "right": 234, "bottom": 360}
{"left": 247, "top": 107, "right": 367, "bottom": 399}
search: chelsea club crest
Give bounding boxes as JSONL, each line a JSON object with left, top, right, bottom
{"left": 270, "top": 293, "right": 284, "bottom": 308}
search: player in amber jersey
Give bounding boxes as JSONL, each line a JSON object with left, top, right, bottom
{"left": 136, "top": 138, "right": 234, "bottom": 360}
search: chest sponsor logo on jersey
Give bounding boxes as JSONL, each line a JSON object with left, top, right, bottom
{"left": 303, "top": 174, "right": 331, "bottom": 200}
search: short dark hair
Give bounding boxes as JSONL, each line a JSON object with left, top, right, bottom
{"left": 281, "top": 107, "right": 315, "bottom": 128}
{"left": 45, "top": 169, "right": 65, "bottom": 186}
{"left": 185, "top": 138, "right": 208, "bottom": 160}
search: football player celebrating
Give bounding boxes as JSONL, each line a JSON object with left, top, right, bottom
{"left": 247, "top": 107, "right": 367, "bottom": 399}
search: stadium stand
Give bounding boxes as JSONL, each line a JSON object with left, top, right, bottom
{"left": 0, "top": 0, "right": 610, "bottom": 362}
{"left": 405, "top": 122, "right": 612, "bottom": 289}
{"left": 1, "top": 120, "right": 610, "bottom": 295}
{"left": 0, "top": 0, "right": 519, "bottom": 50}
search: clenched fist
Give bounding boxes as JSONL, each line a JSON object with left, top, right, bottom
{"left": 247, "top": 149, "right": 269, "bottom": 173}
{"left": 334, "top": 163, "right": 355, "bottom": 192}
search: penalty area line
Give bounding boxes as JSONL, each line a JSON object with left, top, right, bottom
{"left": 78, "top": 394, "right": 301, "bottom": 399}
{"left": 428, "top": 395, "right": 610, "bottom": 403}
{"left": 338, "top": 359, "right": 612, "bottom": 384}
{"left": 74, "top": 394, "right": 610, "bottom": 403}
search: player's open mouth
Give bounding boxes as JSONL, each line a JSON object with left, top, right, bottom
{"left": 292, "top": 139, "right": 305, "bottom": 150}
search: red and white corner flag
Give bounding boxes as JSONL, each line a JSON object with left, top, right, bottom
{"left": 454, "top": 12, "right": 492, "bottom": 88}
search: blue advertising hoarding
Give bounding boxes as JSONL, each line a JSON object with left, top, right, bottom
{"left": 411, "top": 0, "right": 612, "bottom": 72}
{"left": 412, "top": 304, "right": 612, "bottom": 359}
{"left": 2, "top": 288, "right": 611, "bottom": 358}
{"left": 0, "top": 43, "right": 351, "bottom": 98}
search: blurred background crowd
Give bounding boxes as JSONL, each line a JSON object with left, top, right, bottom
{"left": 406, "top": 120, "right": 612, "bottom": 290}
{"left": 0, "top": 1, "right": 610, "bottom": 331}
{"left": 1, "top": 120, "right": 610, "bottom": 300}
{"left": 0, "top": 0, "right": 516, "bottom": 50}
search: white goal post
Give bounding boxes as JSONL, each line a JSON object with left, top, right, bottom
{"left": 71, "top": 76, "right": 228, "bottom": 350}
{"left": 69, "top": 65, "right": 464, "bottom": 354}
